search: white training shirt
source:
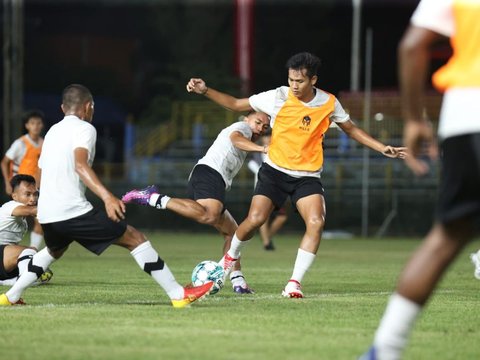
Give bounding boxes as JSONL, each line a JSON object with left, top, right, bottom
{"left": 249, "top": 86, "right": 350, "bottom": 178}
{"left": 4, "top": 134, "right": 43, "bottom": 175}
{"left": 0, "top": 200, "right": 28, "bottom": 245}
{"left": 37, "top": 115, "right": 96, "bottom": 223}
{"left": 412, "top": 0, "right": 480, "bottom": 139}
{"left": 196, "top": 121, "right": 253, "bottom": 190}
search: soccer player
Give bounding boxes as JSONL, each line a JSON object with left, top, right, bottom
{"left": 122, "top": 111, "right": 270, "bottom": 294}
{"left": 1, "top": 110, "right": 45, "bottom": 250}
{"left": 186, "top": 52, "right": 407, "bottom": 298}
{"left": 0, "top": 84, "right": 212, "bottom": 307}
{"left": 360, "top": 0, "right": 480, "bottom": 358}
{"left": 247, "top": 132, "right": 288, "bottom": 251}
{"left": 0, "top": 175, "right": 52, "bottom": 288}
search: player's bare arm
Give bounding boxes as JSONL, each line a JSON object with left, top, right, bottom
{"left": 230, "top": 131, "right": 268, "bottom": 153}
{"left": 186, "top": 78, "right": 252, "bottom": 112}
{"left": 1, "top": 156, "right": 13, "bottom": 195}
{"left": 399, "top": 26, "right": 442, "bottom": 175}
{"left": 11, "top": 205, "right": 37, "bottom": 217}
{"left": 338, "top": 120, "right": 407, "bottom": 159}
{"left": 74, "top": 148, "right": 125, "bottom": 222}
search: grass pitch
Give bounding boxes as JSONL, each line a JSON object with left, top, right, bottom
{"left": 1, "top": 232, "right": 479, "bottom": 360}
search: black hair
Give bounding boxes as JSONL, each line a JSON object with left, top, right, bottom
{"left": 285, "top": 52, "right": 322, "bottom": 78}
{"left": 22, "top": 109, "right": 45, "bottom": 130}
{"left": 10, "top": 174, "right": 36, "bottom": 191}
{"left": 62, "top": 84, "right": 93, "bottom": 110}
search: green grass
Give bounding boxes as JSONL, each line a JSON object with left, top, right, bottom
{"left": 1, "top": 232, "right": 479, "bottom": 360}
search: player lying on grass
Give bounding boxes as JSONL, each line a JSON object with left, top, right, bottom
{"left": 186, "top": 52, "right": 407, "bottom": 298}
{"left": 0, "top": 84, "right": 212, "bottom": 308}
{"left": 0, "top": 174, "right": 52, "bottom": 290}
{"left": 122, "top": 111, "right": 270, "bottom": 294}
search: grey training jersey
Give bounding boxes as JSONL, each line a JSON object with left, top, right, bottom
{"left": 196, "top": 121, "right": 253, "bottom": 190}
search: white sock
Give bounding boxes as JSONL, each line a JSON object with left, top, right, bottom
{"left": 130, "top": 241, "right": 183, "bottom": 299}
{"left": 29, "top": 231, "right": 44, "bottom": 249}
{"left": 290, "top": 248, "right": 316, "bottom": 283}
{"left": 230, "top": 270, "right": 246, "bottom": 287}
{"left": 149, "top": 194, "right": 171, "bottom": 209}
{"left": 0, "top": 278, "right": 17, "bottom": 286}
{"left": 6, "top": 248, "right": 56, "bottom": 303}
{"left": 226, "top": 234, "right": 248, "bottom": 259}
{"left": 17, "top": 248, "right": 37, "bottom": 275}
{"left": 374, "top": 293, "right": 422, "bottom": 360}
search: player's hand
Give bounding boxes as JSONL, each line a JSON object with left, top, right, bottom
{"left": 382, "top": 146, "right": 408, "bottom": 159}
{"left": 104, "top": 195, "right": 126, "bottom": 222}
{"left": 403, "top": 119, "right": 438, "bottom": 176}
{"left": 186, "top": 78, "right": 207, "bottom": 94}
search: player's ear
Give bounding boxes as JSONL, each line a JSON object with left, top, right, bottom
{"left": 311, "top": 75, "right": 318, "bottom": 86}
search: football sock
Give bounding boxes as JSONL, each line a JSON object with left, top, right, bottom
{"left": 29, "top": 231, "right": 44, "bottom": 249}
{"left": 373, "top": 292, "right": 421, "bottom": 359}
{"left": 226, "top": 234, "right": 248, "bottom": 259}
{"left": 149, "top": 194, "right": 171, "bottom": 209}
{"left": 17, "top": 248, "right": 37, "bottom": 275}
{"left": 290, "top": 248, "right": 316, "bottom": 283}
{"left": 6, "top": 248, "right": 55, "bottom": 303}
{"left": 130, "top": 241, "right": 183, "bottom": 300}
{"left": 230, "top": 270, "right": 246, "bottom": 287}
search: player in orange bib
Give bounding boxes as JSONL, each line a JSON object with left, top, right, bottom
{"left": 187, "top": 52, "right": 407, "bottom": 298}
{"left": 1, "top": 110, "right": 45, "bottom": 250}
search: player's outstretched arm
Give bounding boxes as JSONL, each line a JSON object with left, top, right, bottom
{"left": 337, "top": 120, "right": 407, "bottom": 159}
{"left": 74, "top": 148, "right": 125, "bottom": 222}
{"left": 186, "top": 78, "right": 252, "bottom": 112}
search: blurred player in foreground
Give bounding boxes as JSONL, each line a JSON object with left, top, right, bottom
{"left": 360, "top": 0, "right": 480, "bottom": 358}
{"left": 1, "top": 110, "right": 45, "bottom": 249}
{"left": 187, "top": 51, "right": 407, "bottom": 298}
{"left": 122, "top": 111, "right": 270, "bottom": 294}
{"left": 0, "top": 175, "right": 52, "bottom": 288}
{"left": 0, "top": 84, "right": 212, "bottom": 307}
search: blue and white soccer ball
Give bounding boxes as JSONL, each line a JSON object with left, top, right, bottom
{"left": 191, "top": 260, "right": 225, "bottom": 295}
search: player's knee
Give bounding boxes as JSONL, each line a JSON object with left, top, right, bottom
{"left": 247, "top": 211, "right": 268, "bottom": 228}
{"left": 307, "top": 216, "right": 325, "bottom": 232}
{"left": 120, "top": 225, "right": 146, "bottom": 249}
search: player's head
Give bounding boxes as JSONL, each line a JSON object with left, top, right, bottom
{"left": 23, "top": 110, "right": 45, "bottom": 137}
{"left": 285, "top": 52, "right": 321, "bottom": 100}
{"left": 245, "top": 111, "right": 270, "bottom": 141}
{"left": 61, "top": 84, "right": 94, "bottom": 122}
{"left": 10, "top": 174, "right": 38, "bottom": 206}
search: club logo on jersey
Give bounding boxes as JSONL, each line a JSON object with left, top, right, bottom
{"left": 299, "top": 115, "right": 311, "bottom": 131}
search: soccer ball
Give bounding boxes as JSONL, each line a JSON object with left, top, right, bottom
{"left": 191, "top": 260, "right": 225, "bottom": 295}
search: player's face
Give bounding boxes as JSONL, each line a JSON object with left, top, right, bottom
{"left": 247, "top": 113, "right": 270, "bottom": 141}
{"left": 25, "top": 117, "right": 44, "bottom": 137}
{"left": 287, "top": 68, "right": 317, "bottom": 102}
{"left": 11, "top": 182, "right": 38, "bottom": 206}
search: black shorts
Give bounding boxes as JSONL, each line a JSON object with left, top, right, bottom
{"left": 0, "top": 244, "right": 19, "bottom": 280}
{"left": 42, "top": 208, "right": 127, "bottom": 255}
{"left": 187, "top": 164, "right": 226, "bottom": 204}
{"left": 255, "top": 163, "right": 324, "bottom": 209}
{"left": 437, "top": 133, "right": 480, "bottom": 224}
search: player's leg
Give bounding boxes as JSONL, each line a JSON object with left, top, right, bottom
{"left": 281, "top": 194, "right": 325, "bottom": 299}
{"left": 367, "top": 220, "right": 470, "bottom": 360}
{"left": 259, "top": 221, "right": 273, "bottom": 249}
{"left": 1, "top": 243, "right": 63, "bottom": 305}
{"left": 219, "top": 194, "right": 275, "bottom": 276}
{"left": 213, "top": 208, "right": 254, "bottom": 293}
{"left": 29, "top": 218, "right": 44, "bottom": 250}
{"left": 115, "top": 225, "right": 212, "bottom": 307}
